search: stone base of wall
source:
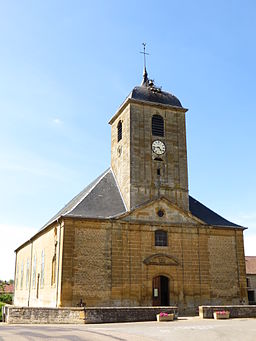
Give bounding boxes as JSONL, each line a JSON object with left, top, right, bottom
{"left": 199, "top": 305, "right": 256, "bottom": 319}
{"left": 85, "top": 307, "right": 178, "bottom": 323}
{"left": 3, "top": 306, "right": 178, "bottom": 324}
{"left": 3, "top": 306, "right": 86, "bottom": 324}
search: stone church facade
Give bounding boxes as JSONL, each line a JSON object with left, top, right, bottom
{"left": 14, "top": 69, "right": 248, "bottom": 314}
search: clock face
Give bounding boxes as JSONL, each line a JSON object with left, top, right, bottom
{"left": 152, "top": 140, "right": 166, "bottom": 155}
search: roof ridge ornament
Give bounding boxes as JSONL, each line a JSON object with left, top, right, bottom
{"left": 139, "top": 43, "right": 162, "bottom": 92}
{"left": 140, "top": 43, "right": 149, "bottom": 86}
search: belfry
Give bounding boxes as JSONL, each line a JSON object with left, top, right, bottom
{"left": 14, "top": 64, "right": 247, "bottom": 315}
{"left": 110, "top": 65, "right": 189, "bottom": 212}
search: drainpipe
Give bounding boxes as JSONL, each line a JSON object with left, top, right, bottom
{"left": 56, "top": 219, "right": 62, "bottom": 307}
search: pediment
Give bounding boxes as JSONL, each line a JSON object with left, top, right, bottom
{"left": 143, "top": 253, "right": 179, "bottom": 266}
{"left": 119, "top": 197, "right": 204, "bottom": 225}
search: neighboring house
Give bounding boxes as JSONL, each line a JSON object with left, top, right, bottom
{"left": 0, "top": 282, "right": 14, "bottom": 295}
{"left": 245, "top": 256, "right": 256, "bottom": 304}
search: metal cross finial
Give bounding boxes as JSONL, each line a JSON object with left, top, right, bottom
{"left": 140, "top": 42, "right": 149, "bottom": 70}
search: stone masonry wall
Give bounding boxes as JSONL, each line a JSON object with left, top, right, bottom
{"left": 199, "top": 305, "right": 256, "bottom": 319}
{"left": 4, "top": 306, "right": 85, "bottom": 324}
{"left": 61, "top": 219, "right": 113, "bottom": 307}
{"left": 4, "top": 306, "right": 178, "bottom": 324}
{"left": 14, "top": 212, "right": 247, "bottom": 316}
{"left": 61, "top": 213, "right": 247, "bottom": 315}
{"left": 110, "top": 100, "right": 189, "bottom": 212}
{"left": 129, "top": 102, "right": 189, "bottom": 211}
{"left": 84, "top": 306, "right": 178, "bottom": 323}
{"left": 110, "top": 104, "right": 130, "bottom": 209}
{"left": 14, "top": 222, "right": 63, "bottom": 308}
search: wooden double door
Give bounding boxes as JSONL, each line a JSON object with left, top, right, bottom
{"left": 152, "top": 275, "right": 169, "bottom": 306}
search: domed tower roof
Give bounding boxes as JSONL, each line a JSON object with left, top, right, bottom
{"left": 128, "top": 68, "right": 182, "bottom": 108}
{"left": 109, "top": 68, "right": 185, "bottom": 126}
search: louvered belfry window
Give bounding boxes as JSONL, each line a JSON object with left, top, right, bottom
{"left": 152, "top": 114, "right": 164, "bottom": 137}
{"left": 117, "top": 120, "right": 122, "bottom": 142}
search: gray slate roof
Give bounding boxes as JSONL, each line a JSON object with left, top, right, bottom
{"left": 42, "top": 168, "right": 241, "bottom": 230}
{"left": 189, "top": 196, "right": 240, "bottom": 227}
{"left": 129, "top": 86, "right": 182, "bottom": 108}
{"left": 127, "top": 69, "right": 183, "bottom": 108}
{"left": 41, "top": 168, "right": 126, "bottom": 230}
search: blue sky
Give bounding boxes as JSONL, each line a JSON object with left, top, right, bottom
{"left": 0, "top": 0, "right": 255, "bottom": 279}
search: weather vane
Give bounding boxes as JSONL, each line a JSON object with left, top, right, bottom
{"left": 140, "top": 42, "right": 149, "bottom": 70}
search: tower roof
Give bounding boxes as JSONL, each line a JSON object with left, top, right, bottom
{"left": 129, "top": 84, "right": 182, "bottom": 108}
{"left": 128, "top": 68, "right": 182, "bottom": 108}
{"left": 109, "top": 70, "right": 185, "bottom": 125}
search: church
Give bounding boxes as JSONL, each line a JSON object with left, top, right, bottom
{"left": 14, "top": 66, "right": 248, "bottom": 315}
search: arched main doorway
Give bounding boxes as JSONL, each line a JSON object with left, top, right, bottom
{"left": 152, "top": 275, "right": 169, "bottom": 306}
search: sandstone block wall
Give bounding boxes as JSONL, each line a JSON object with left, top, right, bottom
{"left": 61, "top": 219, "right": 113, "bottom": 307}
{"left": 14, "top": 222, "right": 63, "bottom": 308}
{"left": 129, "top": 102, "right": 189, "bottom": 211}
{"left": 110, "top": 100, "right": 189, "bottom": 212}
{"left": 60, "top": 215, "right": 247, "bottom": 315}
{"left": 13, "top": 199, "right": 247, "bottom": 315}
{"left": 110, "top": 104, "right": 130, "bottom": 209}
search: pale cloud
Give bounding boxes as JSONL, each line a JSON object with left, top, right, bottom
{"left": 244, "top": 233, "right": 256, "bottom": 256}
{"left": 0, "top": 224, "right": 37, "bottom": 280}
{"left": 227, "top": 212, "right": 255, "bottom": 230}
{"left": 235, "top": 213, "right": 256, "bottom": 226}
{"left": 52, "top": 118, "right": 62, "bottom": 125}
{"left": 0, "top": 148, "right": 74, "bottom": 181}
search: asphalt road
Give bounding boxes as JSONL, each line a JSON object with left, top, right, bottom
{"left": 1, "top": 317, "right": 256, "bottom": 341}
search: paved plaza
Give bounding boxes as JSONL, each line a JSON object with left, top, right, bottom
{"left": 1, "top": 317, "right": 256, "bottom": 341}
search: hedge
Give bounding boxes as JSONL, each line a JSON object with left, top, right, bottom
{"left": 0, "top": 294, "right": 12, "bottom": 304}
{"left": 0, "top": 302, "right": 5, "bottom": 321}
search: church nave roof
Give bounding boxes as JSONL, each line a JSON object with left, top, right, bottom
{"left": 41, "top": 169, "right": 242, "bottom": 231}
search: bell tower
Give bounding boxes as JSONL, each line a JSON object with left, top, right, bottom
{"left": 109, "top": 69, "right": 189, "bottom": 211}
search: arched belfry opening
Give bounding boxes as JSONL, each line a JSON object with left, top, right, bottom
{"left": 117, "top": 120, "right": 122, "bottom": 142}
{"left": 152, "top": 275, "right": 169, "bottom": 306}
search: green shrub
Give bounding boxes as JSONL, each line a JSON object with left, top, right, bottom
{"left": 0, "top": 302, "right": 5, "bottom": 322}
{"left": 0, "top": 294, "right": 12, "bottom": 304}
